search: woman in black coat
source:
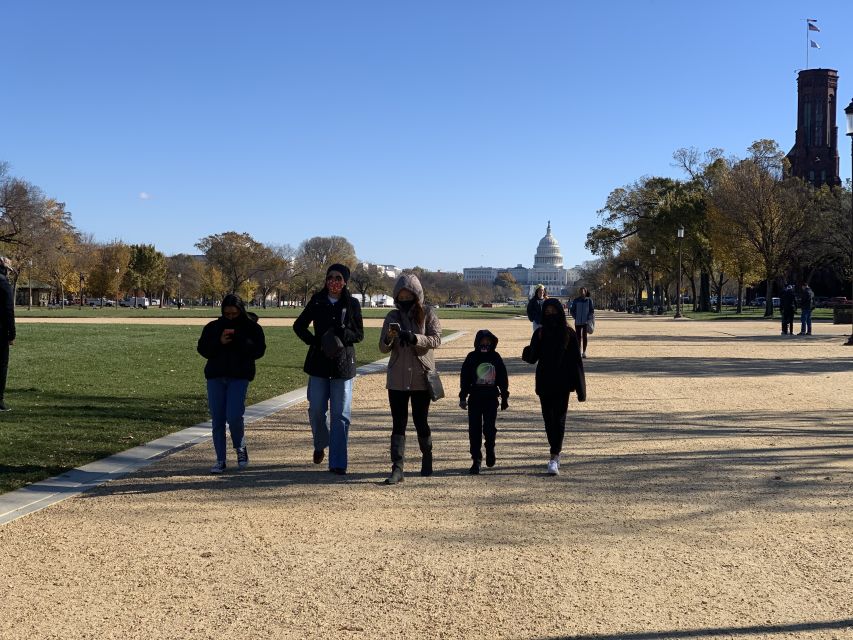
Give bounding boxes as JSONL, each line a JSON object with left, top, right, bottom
{"left": 522, "top": 298, "right": 586, "bottom": 476}
{"left": 197, "top": 293, "right": 266, "bottom": 473}
{"left": 293, "top": 263, "right": 364, "bottom": 474}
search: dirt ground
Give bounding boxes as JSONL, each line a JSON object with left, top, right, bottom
{"left": 2, "top": 314, "right": 852, "bottom": 640}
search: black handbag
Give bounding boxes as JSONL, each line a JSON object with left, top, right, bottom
{"left": 321, "top": 329, "right": 344, "bottom": 359}
{"left": 426, "top": 369, "right": 445, "bottom": 401}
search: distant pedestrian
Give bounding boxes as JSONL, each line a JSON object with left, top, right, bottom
{"left": 197, "top": 294, "right": 266, "bottom": 473}
{"left": 780, "top": 284, "right": 797, "bottom": 335}
{"left": 798, "top": 283, "right": 815, "bottom": 335}
{"left": 526, "top": 284, "right": 547, "bottom": 332}
{"left": 458, "top": 329, "right": 509, "bottom": 474}
{"left": 0, "top": 257, "right": 16, "bottom": 412}
{"left": 570, "top": 286, "right": 595, "bottom": 358}
{"left": 379, "top": 273, "right": 442, "bottom": 485}
{"left": 522, "top": 298, "right": 586, "bottom": 476}
{"left": 293, "top": 263, "right": 364, "bottom": 475}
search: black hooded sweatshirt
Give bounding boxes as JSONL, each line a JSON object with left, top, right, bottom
{"left": 459, "top": 329, "right": 509, "bottom": 401}
{"left": 197, "top": 295, "right": 267, "bottom": 381}
{"left": 522, "top": 299, "right": 586, "bottom": 400}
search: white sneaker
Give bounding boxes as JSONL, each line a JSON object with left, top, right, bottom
{"left": 547, "top": 457, "right": 559, "bottom": 475}
{"left": 582, "top": 351, "right": 587, "bottom": 358}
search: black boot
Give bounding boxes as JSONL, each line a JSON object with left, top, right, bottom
{"left": 485, "top": 445, "right": 496, "bottom": 468}
{"left": 384, "top": 434, "right": 405, "bottom": 485}
{"left": 418, "top": 435, "right": 433, "bottom": 477}
{"left": 469, "top": 459, "right": 481, "bottom": 475}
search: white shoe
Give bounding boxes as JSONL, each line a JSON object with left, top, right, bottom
{"left": 547, "top": 457, "right": 559, "bottom": 476}
{"left": 582, "top": 352, "right": 587, "bottom": 358}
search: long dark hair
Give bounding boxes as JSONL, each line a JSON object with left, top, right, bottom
{"left": 540, "top": 298, "right": 569, "bottom": 348}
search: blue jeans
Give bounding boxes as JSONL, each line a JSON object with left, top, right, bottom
{"left": 307, "top": 376, "right": 353, "bottom": 470}
{"left": 206, "top": 377, "right": 250, "bottom": 462}
{"left": 800, "top": 308, "right": 813, "bottom": 334}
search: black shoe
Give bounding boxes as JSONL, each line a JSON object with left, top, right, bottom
{"left": 384, "top": 466, "right": 404, "bottom": 485}
{"left": 329, "top": 467, "right": 346, "bottom": 475}
{"left": 420, "top": 452, "right": 433, "bottom": 477}
{"left": 469, "top": 461, "right": 481, "bottom": 475}
{"left": 236, "top": 446, "right": 249, "bottom": 470}
{"left": 0, "top": 401, "right": 9, "bottom": 412}
{"left": 485, "top": 448, "right": 496, "bottom": 468}
{"left": 313, "top": 449, "right": 324, "bottom": 464}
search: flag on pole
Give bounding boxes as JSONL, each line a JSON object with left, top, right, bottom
{"left": 806, "top": 18, "right": 817, "bottom": 22}
{"left": 808, "top": 22, "right": 820, "bottom": 31}
{"left": 810, "top": 40, "right": 820, "bottom": 49}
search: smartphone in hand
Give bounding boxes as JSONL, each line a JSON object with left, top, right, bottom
{"left": 388, "top": 322, "right": 401, "bottom": 334}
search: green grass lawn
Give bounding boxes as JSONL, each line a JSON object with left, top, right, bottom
{"left": 0, "top": 324, "right": 384, "bottom": 493}
{"left": 15, "top": 305, "right": 523, "bottom": 320}
{"left": 673, "top": 307, "right": 835, "bottom": 321}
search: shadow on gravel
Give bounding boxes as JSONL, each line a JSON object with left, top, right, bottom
{"left": 592, "top": 333, "right": 846, "bottom": 343}
{"left": 543, "top": 617, "right": 853, "bottom": 639}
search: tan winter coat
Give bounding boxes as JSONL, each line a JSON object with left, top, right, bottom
{"left": 379, "top": 274, "right": 442, "bottom": 391}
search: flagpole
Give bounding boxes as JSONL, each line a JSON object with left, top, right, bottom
{"left": 806, "top": 19, "right": 809, "bottom": 69}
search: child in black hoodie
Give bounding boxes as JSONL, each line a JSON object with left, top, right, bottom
{"left": 459, "top": 330, "right": 509, "bottom": 474}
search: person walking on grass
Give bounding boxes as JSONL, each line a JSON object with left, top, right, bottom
{"left": 526, "top": 284, "right": 547, "bottom": 332}
{"left": 0, "top": 257, "right": 16, "bottom": 412}
{"left": 781, "top": 284, "right": 797, "bottom": 335}
{"left": 379, "top": 274, "right": 442, "bottom": 485}
{"left": 570, "top": 286, "right": 594, "bottom": 358}
{"left": 522, "top": 298, "right": 586, "bottom": 476}
{"left": 197, "top": 294, "right": 266, "bottom": 474}
{"left": 293, "top": 263, "right": 364, "bottom": 475}
{"left": 798, "top": 283, "right": 815, "bottom": 336}
{"left": 459, "top": 329, "right": 509, "bottom": 475}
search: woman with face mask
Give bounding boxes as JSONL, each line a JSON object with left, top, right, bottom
{"left": 197, "top": 294, "right": 267, "bottom": 473}
{"left": 378, "top": 273, "right": 442, "bottom": 484}
{"left": 294, "top": 264, "right": 364, "bottom": 475}
{"left": 522, "top": 298, "right": 586, "bottom": 476}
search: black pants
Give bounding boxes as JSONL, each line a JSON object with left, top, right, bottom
{"left": 781, "top": 310, "right": 795, "bottom": 334}
{"left": 539, "top": 391, "right": 570, "bottom": 456}
{"left": 576, "top": 324, "right": 589, "bottom": 352}
{"left": 389, "top": 390, "right": 431, "bottom": 438}
{"left": 0, "top": 340, "right": 8, "bottom": 401}
{"left": 468, "top": 394, "right": 498, "bottom": 460}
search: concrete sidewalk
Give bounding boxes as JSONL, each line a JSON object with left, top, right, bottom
{"left": 1, "top": 315, "right": 851, "bottom": 640}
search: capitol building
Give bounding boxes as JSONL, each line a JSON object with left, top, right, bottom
{"left": 463, "top": 222, "right": 577, "bottom": 295}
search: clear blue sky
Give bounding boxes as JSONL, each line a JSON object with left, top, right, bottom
{"left": 3, "top": 1, "right": 852, "bottom": 272}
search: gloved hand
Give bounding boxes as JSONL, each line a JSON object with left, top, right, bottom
{"left": 459, "top": 398, "right": 468, "bottom": 410}
{"left": 500, "top": 397, "right": 509, "bottom": 411}
{"left": 399, "top": 330, "right": 417, "bottom": 345}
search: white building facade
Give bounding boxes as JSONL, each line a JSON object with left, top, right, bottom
{"left": 463, "top": 222, "right": 571, "bottom": 294}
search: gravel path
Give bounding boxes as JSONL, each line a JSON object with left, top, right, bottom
{"left": 2, "top": 314, "right": 852, "bottom": 639}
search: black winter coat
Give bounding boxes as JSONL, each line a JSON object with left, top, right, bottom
{"left": 197, "top": 315, "right": 266, "bottom": 381}
{"left": 522, "top": 326, "right": 586, "bottom": 400}
{"left": 0, "top": 274, "right": 15, "bottom": 342}
{"left": 293, "top": 289, "right": 364, "bottom": 380}
{"left": 527, "top": 297, "right": 545, "bottom": 324}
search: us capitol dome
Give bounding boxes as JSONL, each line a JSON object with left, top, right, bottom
{"left": 463, "top": 221, "right": 572, "bottom": 294}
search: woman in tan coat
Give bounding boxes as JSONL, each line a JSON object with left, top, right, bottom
{"left": 379, "top": 274, "right": 442, "bottom": 484}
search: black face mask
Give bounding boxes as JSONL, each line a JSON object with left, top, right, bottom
{"left": 543, "top": 314, "right": 562, "bottom": 327}
{"left": 397, "top": 299, "right": 415, "bottom": 312}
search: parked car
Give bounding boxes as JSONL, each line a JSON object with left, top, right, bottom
{"left": 120, "top": 297, "right": 150, "bottom": 308}
{"left": 826, "top": 296, "right": 850, "bottom": 307}
{"left": 751, "top": 297, "right": 766, "bottom": 307}
{"left": 772, "top": 297, "right": 780, "bottom": 308}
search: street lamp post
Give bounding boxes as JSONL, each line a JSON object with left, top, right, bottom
{"left": 675, "top": 226, "right": 685, "bottom": 318}
{"left": 115, "top": 267, "right": 120, "bottom": 309}
{"left": 27, "top": 258, "right": 33, "bottom": 310}
{"left": 845, "top": 99, "right": 853, "bottom": 345}
{"left": 177, "top": 273, "right": 182, "bottom": 309}
{"left": 79, "top": 273, "right": 85, "bottom": 309}
{"left": 650, "top": 246, "right": 657, "bottom": 313}
{"left": 634, "top": 259, "right": 641, "bottom": 311}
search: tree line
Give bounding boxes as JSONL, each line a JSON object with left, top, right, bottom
{"left": 582, "top": 140, "right": 852, "bottom": 316}
{"left": 0, "top": 161, "right": 525, "bottom": 307}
